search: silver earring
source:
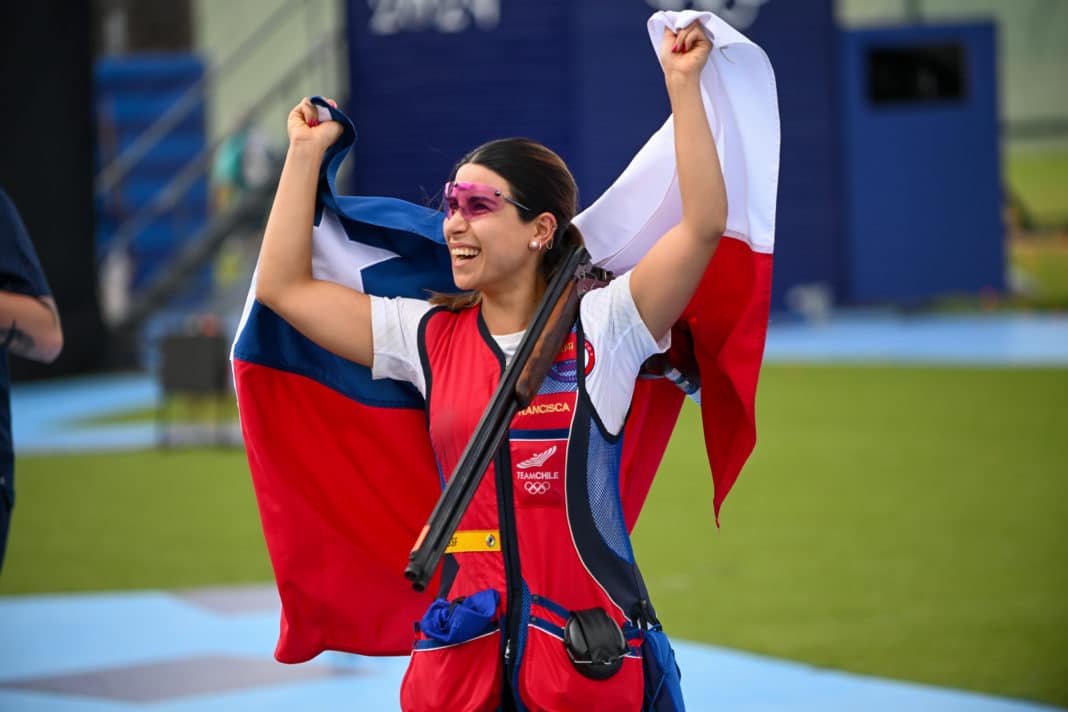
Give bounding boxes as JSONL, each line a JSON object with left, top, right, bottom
{"left": 529, "top": 240, "right": 540, "bottom": 251}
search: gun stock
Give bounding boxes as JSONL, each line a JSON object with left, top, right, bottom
{"left": 515, "top": 280, "right": 580, "bottom": 407}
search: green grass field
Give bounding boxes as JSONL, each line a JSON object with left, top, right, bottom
{"left": 1007, "top": 150, "right": 1068, "bottom": 229}
{"left": 2, "top": 365, "right": 1066, "bottom": 705}
{"left": 634, "top": 365, "right": 1068, "bottom": 706}
{"left": 1011, "top": 234, "right": 1068, "bottom": 307}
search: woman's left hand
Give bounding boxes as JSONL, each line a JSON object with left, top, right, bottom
{"left": 659, "top": 23, "right": 713, "bottom": 82}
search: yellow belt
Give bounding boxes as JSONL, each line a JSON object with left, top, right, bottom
{"left": 444, "top": 529, "right": 500, "bottom": 554}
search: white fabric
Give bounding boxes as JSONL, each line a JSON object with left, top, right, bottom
{"left": 491, "top": 330, "right": 525, "bottom": 362}
{"left": 230, "top": 209, "right": 402, "bottom": 362}
{"left": 313, "top": 210, "right": 400, "bottom": 292}
{"left": 371, "top": 272, "right": 668, "bottom": 436}
{"left": 574, "top": 10, "right": 780, "bottom": 274}
{"left": 369, "top": 294, "right": 435, "bottom": 393}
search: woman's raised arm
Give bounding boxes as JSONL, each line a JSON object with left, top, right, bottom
{"left": 255, "top": 97, "right": 375, "bottom": 367}
{"left": 629, "top": 23, "right": 727, "bottom": 341}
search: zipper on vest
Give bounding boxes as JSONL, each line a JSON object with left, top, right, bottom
{"left": 494, "top": 444, "right": 523, "bottom": 701}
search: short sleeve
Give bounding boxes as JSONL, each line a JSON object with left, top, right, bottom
{"left": 580, "top": 271, "right": 670, "bottom": 436}
{"left": 0, "top": 188, "right": 52, "bottom": 298}
{"left": 370, "top": 295, "right": 433, "bottom": 397}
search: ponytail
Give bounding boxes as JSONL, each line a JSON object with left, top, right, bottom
{"left": 540, "top": 222, "right": 585, "bottom": 285}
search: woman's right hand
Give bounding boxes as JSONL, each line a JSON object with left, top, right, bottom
{"left": 287, "top": 96, "right": 343, "bottom": 152}
{"left": 259, "top": 95, "right": 375, "bottom": 368}
{"left": 659, "top": 23, "right": 713, "bottom": 86}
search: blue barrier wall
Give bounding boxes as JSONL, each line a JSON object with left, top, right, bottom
{"left": 94, "top": 55, "right": 211, "bottom": 296}
{"left": 839, "top": 23, "right": 1003, "bottom": 302}
{"left": 739, "top": 0, "right": 841, "bottom": 310}
{"left": 342, "top": 2, "right": 841, "bottom": 308}
{"left": 344, "top": 1, "right": 678, "bottom": 204}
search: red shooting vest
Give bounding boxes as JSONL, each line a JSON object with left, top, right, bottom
{"left": 400, "top": 305, "right": 661, "bottom": 712}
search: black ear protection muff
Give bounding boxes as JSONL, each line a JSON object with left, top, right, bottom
{"left": 563, "top": 608, "right": 628, "bottom": 680}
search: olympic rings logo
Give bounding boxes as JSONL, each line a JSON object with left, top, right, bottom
{"left": 524, "top": 481, "right": 551, "bottom": 495}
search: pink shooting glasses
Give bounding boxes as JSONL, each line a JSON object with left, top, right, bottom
{"left": 443, "top": 181, "right": 535, "bottom": 221}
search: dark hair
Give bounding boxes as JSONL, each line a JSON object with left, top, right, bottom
{"left": 430, "top": 138, "right": 584, "bottom": 310}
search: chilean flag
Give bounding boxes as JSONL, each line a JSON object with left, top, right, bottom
{"left": 232, "top": 10, "right": 778, "bottom": 663}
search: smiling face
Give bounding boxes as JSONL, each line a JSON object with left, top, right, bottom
{"left": 443, "top": 163, "right": 553, "bottom": 296}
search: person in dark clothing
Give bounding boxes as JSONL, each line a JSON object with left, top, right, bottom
{"left": 0, "top": 187, "right": 63, "bottom": 573}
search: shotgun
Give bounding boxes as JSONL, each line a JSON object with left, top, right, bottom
{"left": 404, "top": 244, "right": 598, "bottom": 591}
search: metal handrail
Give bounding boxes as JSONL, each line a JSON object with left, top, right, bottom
{"left": 102, "top": 28, "right": 345, "bottom": 260}
{"left": 94, "top": 0, "right": 310, "bottom": 196}
{"left": 113, "top": 163, "right": 282, "bottom": 332}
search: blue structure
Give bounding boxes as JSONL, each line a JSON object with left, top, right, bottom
{"left": 741, "top": 0, "right": 842, "bottom": 311}
{"left": 838, "top": 22, "right": 1004, "bottom": 303}
{"left": 344, "top": 2, "right": 661, "bottom": 203}
{"left": 343, "top": 1, "right": 1002, "bottom": 309}
{"left": 94, "top": 55, "right": 211, "bottom": 297}
{"left": 343, "top": 0, "right": 840, "bottom": 310}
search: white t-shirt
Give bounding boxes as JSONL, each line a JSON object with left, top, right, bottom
{"left": 370, "top": 272, "right": 669, "bottom": 436}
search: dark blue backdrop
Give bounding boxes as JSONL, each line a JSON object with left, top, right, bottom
{"left": 839, "top": 23, "right": 1003, "bottom": 302}
{"left": 343, "top": 1, "right": 1001, "bottom": 308}
{"left": 344, "top": 1, "right": 670, "bottom": 205}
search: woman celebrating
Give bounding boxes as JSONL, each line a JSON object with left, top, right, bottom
{"left": 256, "top": 20, "right": 724, "bottom": 712}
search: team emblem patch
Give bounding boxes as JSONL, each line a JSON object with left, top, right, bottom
{"left": 512, "top": 439, "right": 565, "bottom": 507}
{"left": 548, "top": 334, "right": 595, "bottom": 383}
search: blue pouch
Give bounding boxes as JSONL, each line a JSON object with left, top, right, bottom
{"left": 419, "top": 589, "right": 500, "bottom": 645}
{"left": 642, "top": 626, "right": 685, "bottom": 711}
